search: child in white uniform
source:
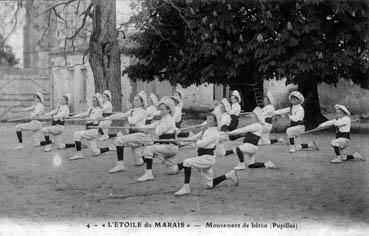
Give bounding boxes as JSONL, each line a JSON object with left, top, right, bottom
{"left": 98, "top": 90, "right": 113, "bottom": 141}
{"left": 318, "top": 104, "right": 365, "bottom": 163}
{"left": 145, "top": 93, "right": 159, "bottom": 125}
{"left": 174, "top": 113, "right": 238, "bottom": 196}
{"left": 14, "top": 92, "right": 45, "bottom": 150}
{"left": 69, "top": 93, "right": 104, "bottom": 160}
{"left": 39, "top": 95, "right": 70, "bottom": 152}
{"left": 105, "top": 91, "right": 148, "bottom": 172}
{"left": 224, "top": 107, "right": 277, "bottom": 170}
{"left": 258, "top": 92, "right": 286, "bottom": 145}
{"left": 137, "top": 97, "right": 180, "bottom": 182}
{"left": 228, "top": 90, "right": 241, "bottom": 131}
{"left": 274, "top": 91, "right": 318, "bottom": 153}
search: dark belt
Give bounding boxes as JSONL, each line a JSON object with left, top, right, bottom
{"left": 102, "top": 113, "right": 113, "bottom": 117}
{"left": 155, "top": 133, "right": 176, "bottom": 145}
{"left": 228, "top": 115, "right": 239, "bottom": 131}
{"left": 336, "top": 132, "right": 350, "bottom": 139}
{"left": 145, "top": 119, "right": 152, "bottom": 125}
{"left": 85, "top": 122, "right": 98, "bottom": 130}
{"left": 175, "top": 120, "right": 182, "bottom": 129}
{"left": 51, "top": 120, "right": 65, "bottom": 126}
{"left": 128, "top": 129, "right": 140, "bottom": 134}
{"left": 290, "top": 120, "right": 304, "bottom": 127}
{"left": 265, "top": 117, "right": 272, "bottom": 124}
{"left": 220, "top": 125, "right": 229, "bottom": 132}
{"left": 197, "top": 147, "right": 215, "bottom": 156}
{"left": 243, "top": 132, "right": 260, "bottom": 145}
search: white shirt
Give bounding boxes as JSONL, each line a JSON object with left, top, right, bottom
{"left": 217, "top": 112, "right": 231, "bottom": 129}
{"left": 144, "top": 114, "right": 177, "bottom": 136}
{"left": 146, "top": 105, "right": 158, "bottom": 120}
{"left": 103, "top": 101, "right": 113, "bottom": 113}
{"left": 193, "top": 127, "right": 219, "bottom": 149}
{"left": 86, "top": 107, "right": 103, "bottom": 125}
{"left": 229, "top": 103, "right": 241, "bottom": 116}
{"left": 319, "top": 116, "right": 351, "bottom": 133}
{"left": 275, "top": 104, "right": 304, "bottom": 122}
{"left": 22, "top": 103, "right": 45, "bottom": 118}
{"left": 173, "top": 105, "right": 182, "bottom": 123}
{"left": 45, "top": 105, "right": 70, "bottom": 120}
{"left": 127, "top": 107, "right": 147, "bottom": 127}
{"left": 229, "top": 122, "right": 263, "bottom": 137}
{"left": 262, "top": 104, "right": 275, "bottom": 118}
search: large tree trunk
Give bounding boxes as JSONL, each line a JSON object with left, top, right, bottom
{"left": 89, "top": 0, "right": 122, "bottom": 111}
{"left": 298, "top": 78, "right": 327, "bottom": 130}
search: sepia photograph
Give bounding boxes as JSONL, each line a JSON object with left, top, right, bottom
{"left": 0, "top": 0, "right": 368, "bottom": 235}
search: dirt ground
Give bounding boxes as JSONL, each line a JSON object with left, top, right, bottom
{"left": 0, "top": 120, "right": 368, "bottom": 234}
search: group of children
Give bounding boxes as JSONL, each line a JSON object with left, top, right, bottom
{"left": 12, "top": 89, "right": 365, "bottom": 196}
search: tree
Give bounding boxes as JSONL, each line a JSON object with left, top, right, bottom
{"left": 5, "top": 0, "right": 122, "bottom": 110}
{"left": 0, "top": 33, "right": 18, "bottom": 67}
{"left": 125, "top": 0, "right": 369, "bottom": 129}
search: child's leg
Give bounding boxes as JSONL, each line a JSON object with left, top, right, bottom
{"left": 330, "top": 138, "right": 347, "bottom": 163}
{"left": 233, "top": 143, "right": 258, "bottom": 170}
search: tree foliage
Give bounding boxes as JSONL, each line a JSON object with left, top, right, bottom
{"left": 125, "top": 0, "right": 369, "bottom": 88}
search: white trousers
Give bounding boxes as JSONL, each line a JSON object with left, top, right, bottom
{"left": 331, "top": 138, "right": 350, "bottom": 150}
{"left": 183, "top": 155, "right": 216, "bottom": 184}
{"left": 143, "top": 143, "right": 179, "bottom": 174}
{"left": 73, "top": 129, "right": 100, "bottom": 153}
{"left": 286, "top": 125, "right": 305, "bottom": 139}
{"left": 99, "top": 120, "right": 112, "bottom": 136}
{"left": 114, "top": 132, "right": 146, "bottom": 165}
{"left": 16, "top": 120, "right": 43, "bottom": 142}
{"left": 40, "top": 125, "right": 64, "bottom": 145}
{"left": 237, "top": 143, "right": 259, "bottom": 165}
{"left": 259, "top": 125, "right": 272, "bottom": 145}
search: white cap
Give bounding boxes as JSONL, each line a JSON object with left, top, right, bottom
{"left": 253, "top": 106, "right": 265, "bottom": 125}
{"left": 93, "top": 93, "right": 104, "bottom": 107}
{"left": 137, "top": 91, "right": 148, "bottom": 108}
{"left": 34, "top": 92, "right": 44, "bottom": 104}
{"left": 232, "top": 90, "right": 241, "bottom": 103}
{"left": 289, "top": 91, "right": 304, "bottom": 104}
{"left": 335, "top": 104, "right": 350, "bottom": 115}
{"left": 103, "top": 90, "right": 112, "bottom": 101}
{"left": 159, "top": 96, "right": 176, "bottom": 116}
{"left": 149, "top": 93, "right": 159, "bottom": 107}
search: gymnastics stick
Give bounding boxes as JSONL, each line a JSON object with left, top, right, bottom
{"left": 135, "top": 138, "right": 199, "bottom": 143}
{"left": 88, "top": 126, "right": 154, "bottom": 130}
{"left": 302, "top": 118, "right": 360, "bottom": 135}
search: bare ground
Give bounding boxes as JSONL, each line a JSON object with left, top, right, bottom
{"left": 0, "top": 122, "right": 368, "bottom": 233}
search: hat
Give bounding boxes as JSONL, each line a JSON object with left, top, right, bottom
{"left": 64, "top": 93, "right": 71, "bottom": 106}
{"left": 170, "top": 96, "right": 181, "bottom": 104}
{"left": 159, "top": 96, "right": 176, "bottom": 116}
{"left": 289, "top": 91, "right": 304, "bottom": 104}
{"left": 335, "top": 104, "right": 350, "bottom": 115}
{"left": 265, "top": 91, "right": 274, "bottom": 105}
{"left": 93, "top": 93, "right": 104, "bottom": 107}
{"left": 103, "top": 90, "right": 112, "bottom": 101}
{"left": 149, "top": 93, "right": 159, "bottom": 107}
{"left": 221, "top": 98, "right": 231, "bottom": 114}
{"left": 137, "top": 91, "right": 148, "bottom": 108}
{"left": 34, "top": 92, "right": 44, "bottom": 104}
{"left": 232, "top": 90, "right": 241, "bottom": 103}
{"left": 253, "top": 106, "right": 265, "bottom": 125}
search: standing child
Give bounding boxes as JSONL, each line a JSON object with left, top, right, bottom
{"left": 228, "top": 90, "right": 241, "bottom": 131}
{"left": 274, "top": 91, "right": 318, "bottom": 153}
{"left": 105, "top": 91, "right": 148, "bottom": 172}
{"left": 39, "top": 94, "right": 70, "bottom": 152}
{"left": 68, "top": 93, "right": 104, "bottom": 160}
{"left": 136, "top": 97, "right": 180, "bottom": 182}
{"left": 224, "top": 107, "right": 277, "bottom": 170}
{"left": 318, "top": 105, "right": 365, "bottom": 164}
{"left": 14, "top": 92, "right": 45, "bottom": 150}
{"left": 174, "top": 113, "right": 238, "bottom": 196}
